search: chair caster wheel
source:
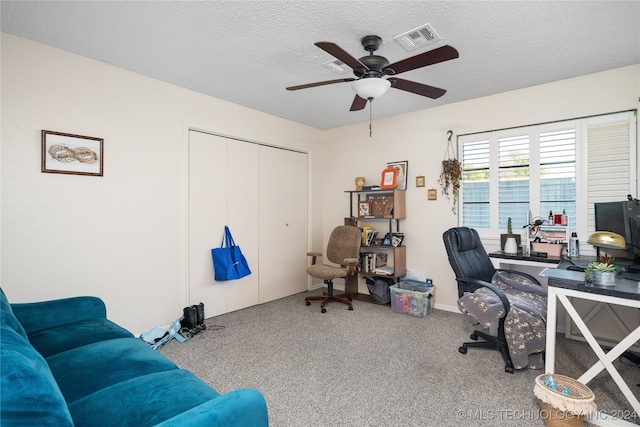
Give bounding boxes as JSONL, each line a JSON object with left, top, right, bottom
{"left": 306, "top": 301, "right": 311, "bottom": 306}
{"left": 321, "top": 308, "right": 327, "bottom": 313}
{"left": 348, "top": 306, "right": 353, "bottom": 310}
{"left": 505, "top": 365, "right": 515, "bottom": 374}
{"left": 470, "top": 333, "right": 478, "bottom": 340}
{"left": 459, "top": 346, "right": 467, "bottom": 354}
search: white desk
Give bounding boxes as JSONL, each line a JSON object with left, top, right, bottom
{"left": 541, "top": 268, "right": 640, "bottom": 426}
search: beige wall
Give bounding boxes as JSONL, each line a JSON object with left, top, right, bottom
{"left": 0, "top": 33, "right": 324, "bottom": 333}
{"left": 2, "top": 32, "right": 639, "bottom": 336}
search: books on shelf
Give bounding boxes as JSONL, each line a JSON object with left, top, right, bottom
{"left": 360, "top": 252, "right": 390, "bottom": 274}
{"left": 361, "top": 226, "right": 372, "bottom": 244}
{"left": 361, "top": 228, "right": 378, "bottom": 246}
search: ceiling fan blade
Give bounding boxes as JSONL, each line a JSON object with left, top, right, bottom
{"left": 349, "top": 95, "right": 368, "bottom": 111}
{"left": 286, "top": 78, "right": 356, "bottom": 91}
{"left": 390, "top": 78, "right": 447, "bottom": 99}
{"left": 383, "top": 45, "right": 459, "bottom": 75}
{"left": 315, "top": 41, "right": 369, "bottom": 71}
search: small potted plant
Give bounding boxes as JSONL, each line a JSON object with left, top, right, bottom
{"left": 585, "top": 254, "right": 617, "bottom": 286}
{"left": 500, "top": 217, "right": 521, "bottom": 252}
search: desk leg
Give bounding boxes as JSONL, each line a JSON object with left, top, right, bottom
{"left": 545, "top": 287, "right": 558, "bottom": 374}
{"left": 558, "top": 294, "right": 640, "bottom": 415}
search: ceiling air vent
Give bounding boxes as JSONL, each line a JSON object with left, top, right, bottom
{"left": 394, "top": 23, "right": 441, "bottom": 51}
{"left": 323, "top": 58, "right": 349, "bottom": 73}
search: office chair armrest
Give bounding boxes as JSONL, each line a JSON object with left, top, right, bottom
{"left": 497, "top": 269, "right": 544, "bottom": 287}
{"left": 457, "top": 277, "right": 511, "bottom": 317}
{"left": 343, "top": 258, "right": 360, "bottom": 275}
{"left": 307, "top": 252, "right": 323, "bottom": 265}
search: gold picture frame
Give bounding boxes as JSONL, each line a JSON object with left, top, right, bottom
{"left": 428, "top": 189, "right": 438, "bottom": 200}
{"left": 416, "top": 176, "right": 425, "bottom": 187}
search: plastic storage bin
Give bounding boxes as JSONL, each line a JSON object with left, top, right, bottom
{"left": 390, "top": 280, "right": 434, "bottom": 317}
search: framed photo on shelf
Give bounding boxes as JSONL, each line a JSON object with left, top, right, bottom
{"left": 391, "top": 232, "right": 405, "bottom": 247}
{"left": 386, "top": 160, "right": 408, "bottom": 190}
{"left": 382, "top": 233, "right": 392, "bottom": 246}
{"left": 416, "top": 175, "right": 425, "bottom": 187}
{"left": 381, "top": 168, "right": 398, "bottom": 189}
{"left": 358, "top": 201, "right": 372, "bottom": 217}
{"left": 42, "top": 130, "right": 104, "bottom": 176}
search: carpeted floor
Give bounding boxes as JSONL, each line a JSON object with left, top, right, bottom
{"left": 160, "top": 289, "right": 640, "bottom": 426}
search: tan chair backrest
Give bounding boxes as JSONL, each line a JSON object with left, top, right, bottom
{"left": 326, "top": 226, "right": 361, "bottom": 266}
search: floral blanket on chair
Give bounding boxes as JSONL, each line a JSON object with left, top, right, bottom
{"left": 457, "top": 271, "right": 548, "bottom": 369}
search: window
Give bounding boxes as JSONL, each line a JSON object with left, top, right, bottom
{"left": 459, "top": 111, "right": 636, "bottom": 241}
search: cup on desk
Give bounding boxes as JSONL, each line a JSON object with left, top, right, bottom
{"left": 521, "top": 243, "right": 530, "bottom": 257}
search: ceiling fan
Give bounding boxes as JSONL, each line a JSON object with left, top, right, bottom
{"left": 286, "top": 35, "right": 459, "bottom": 111}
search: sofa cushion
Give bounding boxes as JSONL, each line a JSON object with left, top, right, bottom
{"left": 68, "top": 369, "right": 222, "bottom": 427}
{"left": 47, "top": 337, "right": 179, "bottom": 403}
{"left": 1, "top": 325, "right": 74, "bottom": 426}
{"left": 0, "top": 288, "right": 27, "bottom": 339}
{"left": 28, "top": 317, "right": 133, "bottom": 357}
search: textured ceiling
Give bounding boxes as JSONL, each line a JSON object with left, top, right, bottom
{"left": 2, "top": 1, "right": 639, "bottom": 130}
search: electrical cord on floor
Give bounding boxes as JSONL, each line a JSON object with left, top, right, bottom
{"left": 610, "top": 349, "right": 640, "bottom": 387}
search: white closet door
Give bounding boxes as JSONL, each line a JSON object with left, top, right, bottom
{"left": 258, "top": 146, "right": 308, "bottom": 303}
{"left": 188, "top": 131, "right": 259, "bottom": 316}
{"left": 189, "top": 130, "right": 308, "bottom": 313}
{"left": 226, "top": 141, "right": 260, "bottom": 311}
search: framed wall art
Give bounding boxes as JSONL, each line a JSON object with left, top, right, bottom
{"left": 428, "top": 188, "right": 438, "bottom": 200}
{"left": 386, "top": 160, "right": 408, "bottom": 190}
{"left": 416, "top": 176, "right": 425, "bottom": 187}
{"left": 42, "top": 130, "right": 104, "bottom": 176}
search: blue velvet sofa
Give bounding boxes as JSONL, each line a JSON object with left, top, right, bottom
{"left": 0, "top": 288, "right": 269, "bottom": 426}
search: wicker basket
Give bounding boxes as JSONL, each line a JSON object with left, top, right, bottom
{"left": 534, "top": 374, "right": 596, "bottom": 427}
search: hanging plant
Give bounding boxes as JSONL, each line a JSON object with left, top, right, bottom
{"left": 438, "top": 130, "right": 462, "bottom": 214}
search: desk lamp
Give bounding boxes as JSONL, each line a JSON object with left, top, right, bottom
{"left": 587, "top": 231, "right": 626, "bottom": 259}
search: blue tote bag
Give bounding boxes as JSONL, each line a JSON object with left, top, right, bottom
{"left": 211, "top": 226, "right": 252, "bottom": 281}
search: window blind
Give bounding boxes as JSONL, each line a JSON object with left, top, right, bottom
{"left": 586, "top": 115, "right": 635, "bottom": 233}
{"left": 459, "top": 110, "right": 636, "bottom": 240}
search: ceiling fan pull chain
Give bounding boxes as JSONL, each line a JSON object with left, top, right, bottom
{"left": 369, "top": 98, "right": 374, "bottom": 137}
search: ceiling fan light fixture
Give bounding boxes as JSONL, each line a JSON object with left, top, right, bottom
{"left": 351, "top": 78, "right": 391, "bottom": 100}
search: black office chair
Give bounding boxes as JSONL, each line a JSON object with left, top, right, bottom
{"left": 305, "top": 225, "right": 361, "bottom": 313}
{"left": 443, "top": 227, "right": 547, "bottom": 373}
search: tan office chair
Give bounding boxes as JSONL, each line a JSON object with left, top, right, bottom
{"left": 305, "top": 225, "right": 361, "bottom": 313}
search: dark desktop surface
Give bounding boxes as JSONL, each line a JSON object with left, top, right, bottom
{"left": 489, "top": 250, "right": 562, "bottom": 264}
{"left": 542, "top": 264, "right": 640, "bottom": 301}
{"left": 561, "top": 258, "right": 640, "bottom": 281}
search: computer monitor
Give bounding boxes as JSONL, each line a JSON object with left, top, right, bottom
{"left": 594, "top": 199, "right": 640, "bottom": 263}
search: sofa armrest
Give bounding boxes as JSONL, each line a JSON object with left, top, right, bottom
{"left": 154, "top": 388, "right": 268, "bottom": 427}
{"left": 12, "top": 296, "right": 107, "bottom": 335}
